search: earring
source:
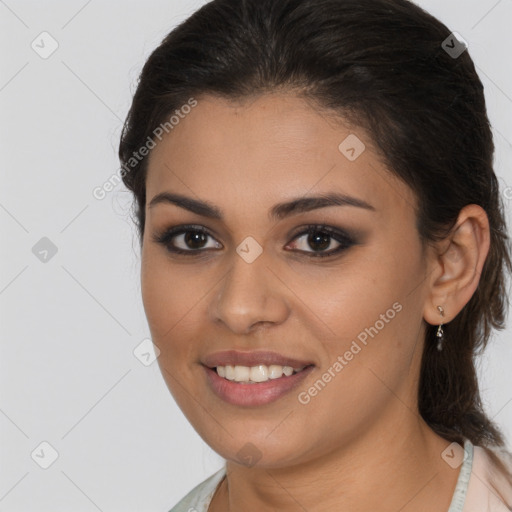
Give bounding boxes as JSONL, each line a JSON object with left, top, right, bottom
{"left": 436, "top": 305, "right": 445, "bottom": 351}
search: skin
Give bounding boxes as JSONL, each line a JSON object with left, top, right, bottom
{"left": 141, "top": 92, "right": 490, "bottom": 511}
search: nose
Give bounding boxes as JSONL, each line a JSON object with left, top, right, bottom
{"left": 209, "top": 249, "right": 290, "bottom": 335}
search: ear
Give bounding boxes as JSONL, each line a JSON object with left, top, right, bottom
{"left": 423, "top": 204, "right": 490, "bottom": 326}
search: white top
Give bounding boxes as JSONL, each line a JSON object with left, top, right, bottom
{"left": 169, "top": 439, "right": 512, "bottom": 511}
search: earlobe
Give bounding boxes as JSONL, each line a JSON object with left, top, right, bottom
{"left": 423, "top": 204, "right": 490, "bottom": 326}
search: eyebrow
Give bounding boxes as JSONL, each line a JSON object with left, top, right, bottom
{"left": 148, "top": 191, "right": 375, "bottom": 221}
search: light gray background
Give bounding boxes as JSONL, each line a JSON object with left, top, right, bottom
{"left": 1, "top": 0, "right": 511, "bottom": 510}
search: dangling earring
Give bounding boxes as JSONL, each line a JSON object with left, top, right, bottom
{"left": 436, "top": 305, "right": 445, "bottom": 351}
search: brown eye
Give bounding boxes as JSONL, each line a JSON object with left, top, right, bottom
{"left": 181, "top": 230, "right": 209, "bottom": 250}
{"left": 286, "top": 225, "right": 355, "bottom": 258}
{"left": 152, "top": 225, "right": 222, "bottom": 254}
{"left": 153, "top": 224, "right": 355, "bottom": 259}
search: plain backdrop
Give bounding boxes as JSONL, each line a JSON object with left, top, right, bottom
{"left": 1, "top": 0, "right": 511, "bottom": 510}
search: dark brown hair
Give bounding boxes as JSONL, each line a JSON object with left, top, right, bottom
{"left": 119, "top": 0, "right": 512, "bottom": 481}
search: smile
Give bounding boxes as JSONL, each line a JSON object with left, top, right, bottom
{"left": 202, "top": 351, "right": 315, "bottom": 406}
{"left": 215, "top": 364, "right": 306, "bottom": 383}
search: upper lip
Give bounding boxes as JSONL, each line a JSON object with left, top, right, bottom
{"left": 203, "top": 350, "right": 314, "bottom": 369}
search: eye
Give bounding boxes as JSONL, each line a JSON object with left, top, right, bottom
{"left": 152, "top": 224, "right": 355, "bottom": 258}
{"left": 286, "top": 225, "right": 355, "bottom": 258}
{"left": 152, "top": 225, "right": 222, "bottom": 255}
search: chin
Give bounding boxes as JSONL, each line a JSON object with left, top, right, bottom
{"left": 201, "top": 429, "right": 310, "bottom": 469}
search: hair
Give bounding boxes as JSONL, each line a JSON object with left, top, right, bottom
{"left": 119, "top": 0, "right": 512, "bottom": 483}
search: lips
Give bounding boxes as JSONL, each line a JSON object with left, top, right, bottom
{"left": 203, "top": 350, "right": 314, "bottom": 369}
{"left": 202, "top": 350, "right": 316, "bottom": 406}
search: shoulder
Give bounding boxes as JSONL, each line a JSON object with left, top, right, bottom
{"left": 168, "top": 467, "right": 226, "bottom": 512}
{"left": 464, "top": 443, "right": 512, "bottom": 511}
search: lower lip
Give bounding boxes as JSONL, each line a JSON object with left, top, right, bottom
{"left": 203, "top": 365, "right": 315, "bottom": 407}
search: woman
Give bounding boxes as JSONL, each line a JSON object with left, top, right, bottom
{"left": 119, "top": 0, "right": 512, "bottom": 510}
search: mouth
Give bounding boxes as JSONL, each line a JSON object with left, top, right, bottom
{"left": 202, "top": 350, "right": 315, "bottom": 406}
{"left": 213, "top": 363, "right": 311, "bottom": 383}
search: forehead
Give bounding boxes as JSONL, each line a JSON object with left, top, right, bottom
{"left": 145, "top": 93, "right": 416, "bottom": 219}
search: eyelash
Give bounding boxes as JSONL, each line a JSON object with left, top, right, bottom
{"left": 152, "top": 224, "right": 356, "bottom": 259}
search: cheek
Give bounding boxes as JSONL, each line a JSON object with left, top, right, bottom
{"left": 141, "top": 246, "right": 197, "bottom": 336}
{"left": 140, "top": 250, "right": 207, "bottom": 412}
{"left": 140, "top": 248, "right": 198, "bottom": 374}
{"left": 304, "top": 252, "right": 406, "bottom": 338}
{"left": 141, "top": 254, "right": 174, "bottom": 339}
{"left": 311, "top": 244, "right": 425, "bottom": 389}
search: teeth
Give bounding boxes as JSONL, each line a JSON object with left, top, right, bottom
{"left": 250, "top": 365, "right": 268, "bottom": 383}
{"left": 283, "top": 366, "right": 293, "bottom": 377}
{"left": 225, "top": 365, "right": 236, "bottom": 381}
{"left": 269, "top": 365, "right": 284, "bottom": 379}
{"left": 215, "top": 364, "right": 306, "bottom": 383}
{"left": 234, "top": 366, "right": 250, "bottom": 382}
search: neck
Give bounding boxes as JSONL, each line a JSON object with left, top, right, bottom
{"left": 211, "top": 411, "right": 461, "bottom": 512}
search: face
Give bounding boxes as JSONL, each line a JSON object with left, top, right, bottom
{"left": 141, "top": 92, "right": 432, "bottom": 468}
